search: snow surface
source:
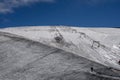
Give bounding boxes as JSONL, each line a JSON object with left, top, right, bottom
{"left": 0, "top": 26, "right": 120, "bottom": 70}
{"left": 0, "top": 30, "right": 120, "bottom": 80}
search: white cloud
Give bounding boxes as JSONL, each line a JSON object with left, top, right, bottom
{"left": 0, "top": 0, "right": 54, "bottom": 14}
{"left": 0, "top": 0, "right": 119, "bottom": 14}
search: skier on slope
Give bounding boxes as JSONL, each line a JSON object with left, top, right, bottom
{"left": 118, "top": 60, "right": 120, "bottom": 65}
{"left": 90, "top": 67, "right": 94, "bottom": 72}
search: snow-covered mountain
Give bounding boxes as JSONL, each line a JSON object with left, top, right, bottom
{"left": 0, "top": 26, "right": 120, "bottom": 80}
{"left": 1, "top": 26, "right": 120, "bottom": 69}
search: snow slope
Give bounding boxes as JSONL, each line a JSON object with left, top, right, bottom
{"left": 0, "top": 26, "right": 120, "bottom": 70}
{"left": 0, "top": 31, "right": 120, "bottom": 80}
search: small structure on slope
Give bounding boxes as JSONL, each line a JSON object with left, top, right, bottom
{"left": 92, "top": 41, "right": 100, "bottom": 49}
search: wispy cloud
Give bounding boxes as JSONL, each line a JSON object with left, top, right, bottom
{"left": 0, "top": 0, "right": 54, "bottom": 14}
{"left": 0, "top": 0, "right": 119, "bottom": 14}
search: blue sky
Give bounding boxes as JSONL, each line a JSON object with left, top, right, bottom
{"left": 0, "top": 0, "right": 120, "bottom": 28}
